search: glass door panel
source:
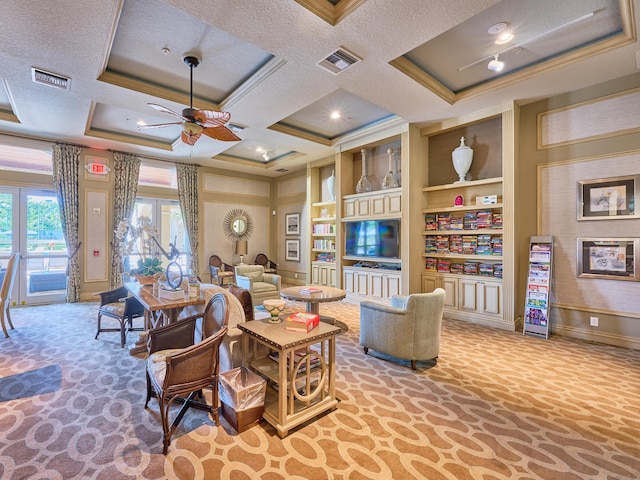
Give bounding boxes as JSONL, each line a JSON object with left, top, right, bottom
{"left": 21, "top": 190, "right": 67, "bottom": 304}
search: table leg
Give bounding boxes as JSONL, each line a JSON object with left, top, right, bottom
{"left": 306, "top": 302, "right": 320, "bottom": 315}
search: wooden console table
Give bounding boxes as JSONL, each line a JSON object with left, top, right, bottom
{"left": 239, "top": 317, "right": 340, "bottom": 437}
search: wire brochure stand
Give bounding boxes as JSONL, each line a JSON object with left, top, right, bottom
{"left": 523, "top": 236, "right": 553, "bottom": 339}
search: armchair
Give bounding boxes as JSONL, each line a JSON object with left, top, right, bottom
{"left": 209, "top": 255, "right": 235, "bottom": 286}
{"left": 94, "top": 285, "right": 145, "bottom": 348}
{"left": 146, "top": 319, "right": 228, "bottom": 454}
{"left": 178, "top": 284, "right": 248, "bottom": 373}
{"left": 359, "top": 289, "right": 445, "bottom": 370}
{"left": 254, "top": 253, "right": 278, "bottom": 274}
{"left": 234, "top": 265, "right": 281, "bottom": 305}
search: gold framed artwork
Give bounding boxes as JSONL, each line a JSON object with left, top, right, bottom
{"left": 577, "top": 238, "right": 639, "bottom": 281}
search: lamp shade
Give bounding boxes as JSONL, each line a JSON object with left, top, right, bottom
{"left": 235, "top": 240, "right": 248, "bottom": 256}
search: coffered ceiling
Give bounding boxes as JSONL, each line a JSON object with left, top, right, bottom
{"left": 0, "top": 0, "right": 638, "bottom": 176}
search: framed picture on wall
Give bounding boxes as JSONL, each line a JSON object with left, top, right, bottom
{"left": 285, "top": 239, "right": 300, "bottom": 262}
{"left": 577, "top": 238, "right": 639, "bottom": 281}
{"left": 285, "top": 213, "right": 300, "bottom": 235}
{"left": 577, "top": 175, "right": 640, "bottom": 220}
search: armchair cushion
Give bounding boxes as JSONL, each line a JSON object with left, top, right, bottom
{"left": 360, "top": 289, "right": 445, "bottom": 369}
{"left": 234, "top": 265, "right": 282, "bottom": 305}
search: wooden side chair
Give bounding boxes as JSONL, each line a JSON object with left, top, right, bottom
{"left": 145, "top": 293, "right": 229, "bottom": 454}
{"left": 254, "top": 253, "right": 277, "bottom": 274}
{"left": 1, "top": 252, "right": 20, "bottom": 338}
{"left": 94, "top": 285, "right": 145, "bottom": 348}
{"left": 209, "top": 255, "right": 235, "bottom": 286}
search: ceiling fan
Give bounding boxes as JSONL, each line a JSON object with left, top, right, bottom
{"left": 137, "top": 55, "right": 240, "bottom": 146}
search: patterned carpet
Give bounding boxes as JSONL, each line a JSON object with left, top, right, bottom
{"left": 1, "top": 300, "right": 639, "bottom": 480}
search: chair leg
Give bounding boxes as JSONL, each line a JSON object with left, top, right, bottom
{"left": 95, "top": 313, "right": 102, "bottom": 340}
{"left": 411, "top": 360, "right": 416, "bottom": 370}
{"left": 363, "top": 346, "right": 369, "bottom": 354}
{"left": 6, "top": 307, "right": 14, "bottom": 329}
{"left": 1, "top": 309, "right": 9, "bottom": 338}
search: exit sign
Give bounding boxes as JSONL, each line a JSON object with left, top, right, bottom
{"left": 85, "top": 162, "right": 111, "bottom": 175}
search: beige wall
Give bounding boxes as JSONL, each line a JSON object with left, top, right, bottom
{"left": 518, "top": 72, "right": 640, "bottom": 349}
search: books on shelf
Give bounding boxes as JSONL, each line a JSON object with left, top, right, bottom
{"left": 285, "top": 312, "right": 320, "bottom": 332}
{"left": 299, "top": 286, "right": 322, "bottom": 294}
{"left": 269, "top": 348, "right": 321, "bottom": 374}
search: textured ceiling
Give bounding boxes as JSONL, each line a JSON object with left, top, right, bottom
{"left": 0, "top": 0, "right": 638, "bottom": 176}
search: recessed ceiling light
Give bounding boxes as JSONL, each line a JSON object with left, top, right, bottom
{"left": 488, "top": 22, "right": 507, "bottom": 35}
{"left": 256, "top": 147, "right": 264, "bottom": 153}
{"left": 495, "top": 32, "right": 514, "bottom": 45}
{"left": 330, "top": 111, "right": 341, "bottom": 119}
{"left": 136, "top": 120, "right": 146, "bottom": 126}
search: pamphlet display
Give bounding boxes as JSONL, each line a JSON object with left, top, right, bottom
{"left": 523, "top": 236, "right": 553, "bottom": 339}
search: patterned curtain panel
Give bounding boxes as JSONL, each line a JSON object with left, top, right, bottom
{"left": 52, "top": 144, "right": 81, "bottom": 302}
{"left": 111, "top": 152, "right": 141, "bottom": 288}
{"left": 176, "top": 162, "right": 199, "bottom": 276}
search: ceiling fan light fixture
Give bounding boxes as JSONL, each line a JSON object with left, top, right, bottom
{"left": 488, "top": 55, "right": 504, "bottom": 72}
{"left": 183, "top": 122, "right": 203, "bottom": 135}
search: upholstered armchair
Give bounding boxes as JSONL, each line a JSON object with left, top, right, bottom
{"left": 234, "top": 265, "right": 281, "bottom": 306}
{"left": 359, "top": 289, "right": 445, "bottom": 370}
{"left": 209, "top": 255, "right": 235, "bottom": 286}
{"left": 179, "top": 283, "right": 249, "bottom": 373}
{"left": 254, "top": 253, "right": 278, "bottom": 274}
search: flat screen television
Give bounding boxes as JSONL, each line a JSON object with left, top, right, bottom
{"left": 345, "top": 220, "right": 400, "bottom": 259}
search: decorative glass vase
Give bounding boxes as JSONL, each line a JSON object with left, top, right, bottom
{"left": 327, "top": 169, "right": 336, "bottom": 201}
{"left": 381, "top": 148, "right": 399, "bottom": 189}
{"left": 452, "top": 137, "right": 473, "bottom": 183}
{"left": 356, "top": 149, "right": 372, "bottom": 193}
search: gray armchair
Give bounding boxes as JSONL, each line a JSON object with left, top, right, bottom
{"left": 234, "top": 265, "right": 281, "bottom": 305}
{"left": 359, "top": 289, "right": 445, "bottom": 370}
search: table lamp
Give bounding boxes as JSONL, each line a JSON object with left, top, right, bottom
{"left": 235, "top": 240, "right": 248, "bottom": 265}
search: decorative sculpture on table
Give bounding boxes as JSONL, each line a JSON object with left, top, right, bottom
{"left": 381, "top": 148, "right": 399, "bottom": 189}
{"left": 153, "top": 236, "right": 183, "bottom": 290}
{"left": 356, "top": 149, "right": 372, "bottom": 193}
{"left": 452, "top": 137, "right": 473, "bottom": 183}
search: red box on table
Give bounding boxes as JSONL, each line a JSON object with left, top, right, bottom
{"left": 285, "top": 312, "right": 320, "bottom": 333}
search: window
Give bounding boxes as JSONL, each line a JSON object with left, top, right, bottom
{"left": 0, "top": 144, "right": 52, "bottom": 174}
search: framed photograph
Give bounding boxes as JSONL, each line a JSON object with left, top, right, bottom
{"left": 577, "top": 238, "right": 639, "bottom": 281}
{"left": 285, "top": 239, "right": 300, "bottom": 262}
{"left": 285, "top": 213, "right": 300, "bottom": 235}
{"left": 577, "top": 175, "right": 640, "bottom": 220}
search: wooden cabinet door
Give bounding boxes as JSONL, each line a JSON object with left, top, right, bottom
{"left": 311, "top": 264, "right": 320, "bottom": 284}
{"left": 442, "top": 276, "right": 458, "bottom": 308}
{"left": 385, "top": 273, "right": 401, "bottom": 299}
{"left": 354, "top": 271, "right": 369, "bottom": 296}
{"left": 356, "top": 197, "right": 370, "bottom": 217}
{"left": 343, "top": 199, "right": 355, "bottom": 218}
{"left": 386, "top": 192, "right": 401, "bottom": 214}
{"left": 371, "top": 195, "right": 385, "bottom": 216}
{"left": 343, "top": 269, "right": 355, "bottom": 293}
{"left": 319, "top": 265, "right": 329, "bottom": 286}
{"left": 478, "top": 280, "right": 501, "bottom": 315}
{"left": 459, "top": 278, "right": 478, "bottom": 311}
{"left": 369, "top": 271, "right": 384, "bottom": 300}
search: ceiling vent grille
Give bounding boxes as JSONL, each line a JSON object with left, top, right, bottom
{"left": 31, "top": 68, "right": 71, "bottom": 90}
{"left": 227, "top": 123, "right": 246, "bottom": 133}
{"left": 275, "top": 168, "right": 289, "bottom": 172}
{"left": 317, "top": 48, "right": 361, "bottom": 74}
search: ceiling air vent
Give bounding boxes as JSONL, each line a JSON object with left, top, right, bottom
{"left": 317, "top": 47, "right": 361, "bottom": 75}
{"left": 275, "top": 168, "right": 289, "bottom": 172}
{"left": 31, "top": 67, "right": 71, "bottom": 90}
{"left": 227, "top": 123, "right": 246, "bottom": 133}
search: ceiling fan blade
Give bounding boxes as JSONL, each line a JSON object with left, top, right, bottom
{"left": 137, "top": 121, "right": 183, "bottom": 130}
{"left": 147, "top": 103, "right": 189, "bottom": 121}
{"left": 194, "top": 109, "right": 231, "bottom": 127}
{"left": 181, "top": 129, "right": 202, "bottom": 146}
{"left": 201, "top": 126, "right": 241, "bottom": 142}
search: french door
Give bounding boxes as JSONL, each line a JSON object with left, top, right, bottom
{"left": 126, "top": 198, "right": 189, "bottom": 276}
{"left": 0, "top": 187, "right": 67, "bottom": 305}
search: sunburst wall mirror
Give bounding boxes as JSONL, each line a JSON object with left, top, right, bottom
{"left": 223, "top": 208, "right": 254, "bottom": 242}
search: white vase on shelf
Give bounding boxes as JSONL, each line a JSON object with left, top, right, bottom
{"left": 327, "top": 169, "right": 336, "bottom": 201}
{"left": 452, "top": 137, "right": 473, "bottom": 183}
{"left": 356, "top": 149, "right": 372, "bottom": 193}
{"left": 381, "top": 148, "right": 399, "bottom": 189}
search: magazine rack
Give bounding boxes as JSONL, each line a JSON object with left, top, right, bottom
{"left": 523, "top": 236, "right": 553, "bottom": 339}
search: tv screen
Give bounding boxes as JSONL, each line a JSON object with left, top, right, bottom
{"left": 345, "top": 220, "right": 400, "bottom": 258}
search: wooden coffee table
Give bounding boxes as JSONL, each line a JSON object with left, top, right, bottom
{"left": 279, "top": 286, "right": 346, "bottom": 319}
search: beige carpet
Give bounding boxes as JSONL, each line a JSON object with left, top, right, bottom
{"left": 0, "top": 300, "right": 639, "bottom": 479}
